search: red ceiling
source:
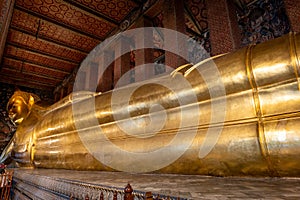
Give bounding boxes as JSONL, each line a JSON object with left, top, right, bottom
{"left": 11, "top": 9, "right": 100, "bottom": 52}
{"left": 15, "top": 0, "right": 118, "bottom": 38}
{"left": 0, "top": 0, "right": 141, "bottom": 91}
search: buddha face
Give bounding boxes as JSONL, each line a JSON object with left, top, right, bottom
{"left": 7, "top": 97, "right": 30, "bottom": 124}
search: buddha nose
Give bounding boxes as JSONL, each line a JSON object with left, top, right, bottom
{"left": 8, "top": 110, "right": 16, "bottom": 120}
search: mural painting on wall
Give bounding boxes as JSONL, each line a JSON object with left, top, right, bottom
{"left": 237, "top": 0, "right": 290, "bottom": 46}
{"left": 153, "top": 28, "right": 166, "bottom": 75}
{"left": 0, "top": 84, "right": 16, "bottom": 154}
{"left": 185, "top": 0, "right": 211, "bottom": 63}
{"left": 152, "top": 12, "right": 166, "bottom": 75}
{"left": 0, "top": 111, "right": 15, "bottom": 154}
{"left": 126, "top": 0, "right": 211, "bottom": 79}
{"left": 130, "top": 46, "right": 135, "bottom": 83}
{"left": 187, "top": 32, "right": 210, "bottom": 64}
{"left": 0, "top": 83, "right": 15, "bottom": 122}
{"left": 151, "top": 0, "right": 211, "bottom": 73}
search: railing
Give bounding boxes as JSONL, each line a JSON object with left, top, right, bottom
{"left": 0, "top": 169, "right": 13, "bottom": 200}
{"left": 12, "top": 170, "right": 187, "bottom": 200}
{"left": 69, "top": 183, "right": 184, "bottom": 200}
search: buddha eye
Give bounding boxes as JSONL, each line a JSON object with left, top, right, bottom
{"left": 8, "top": 104, "right": 16, "bottom": 110}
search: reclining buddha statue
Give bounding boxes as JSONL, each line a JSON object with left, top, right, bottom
{"left": 1, "top": 32, "right": 300, "bottom": 177}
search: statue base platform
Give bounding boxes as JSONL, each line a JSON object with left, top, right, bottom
{"left": 11, "top": 168, "right": 300, "bottom": 199}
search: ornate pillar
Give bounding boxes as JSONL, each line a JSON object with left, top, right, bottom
{"left": 134, "top": 16, "right": 154, "bottom": 82}
{"left": 284, "top": 0, "right": 300, "bottom": 32}
{"left": 96, "top": 50, "right": 114, "bottom": 92}
{"left": 206, "top": 0, "right": 241, "bottom": 55}
{"left": 84, "top": 62, "right": 98, "bottom": 92}
{"left": 0, "top": 0, "right": 15, "bottom": 64}
{"left": 67, "top": 83, "right": 73, "bottom": 95}
{"left": 54, "top": 92, "right": 60, "bottom": 102}
{"left": 73, "top": 70, "right": 86, "bottom": 92}
{"left": 162, "top": 0, "right": 187, "bottom": 69}
{"left": 60, "top": 87, "right": 65, "bottom": 100}
{"left": 113, "top": 36, "right": 131, "bottom": 87}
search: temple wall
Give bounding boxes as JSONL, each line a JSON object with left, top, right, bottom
{"left": 206, "top": 0, "right": 241, "bottom": 55}
{"left": 206, "top": 0, "right": 292, "bottom": 55}
{"left": 284, "top": 0, "right": 300, "bottom": 32}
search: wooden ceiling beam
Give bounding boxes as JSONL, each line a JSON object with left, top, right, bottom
{"left": 63, "top": 0, "right": 119, "bottom": 25}
{"left": 131, "top": 0, "right": 144, "bottom": 5}
{"left": 10, "top": 25, "right": 90, "bottom": 54}
{"left": 143, "top": 0, "right": 164, "bottom": 18}
{"left": 1, "top": 81, "right": 53, "bottom": 91}
{"left": 15, "top": 5, "right": 103, "bottom": 41}
{"left": 7, "top": 41, "right": 80, "bottom": 64}
{"left": 0, "top": 76, "right": 55, "bottom": 91}
{"left": 3, "top": 55, "right": 70, "bottom": 75}
{"left": 2, "top": 66, "right": 63, "bottom": 82}
{"left": 1, "top": 68, "right": 59, "bottom": 85}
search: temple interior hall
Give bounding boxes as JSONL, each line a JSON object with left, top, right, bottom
{"left": 0, "top": 0, "right": 300, "bottom": 199}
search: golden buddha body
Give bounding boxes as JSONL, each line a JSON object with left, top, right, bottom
{"left": 3, "top": 32, "right": 300, "bottom": 177}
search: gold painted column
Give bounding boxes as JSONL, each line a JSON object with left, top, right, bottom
{"left": 0, "top": 0, "right": 15, "bottom": 64}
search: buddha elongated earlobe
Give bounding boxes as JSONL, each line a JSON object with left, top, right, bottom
{"left": 28, "top": 95, "right": 35, "bottom": 109}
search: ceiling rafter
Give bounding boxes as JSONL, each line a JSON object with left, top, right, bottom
{"left": 7, "top": 29, "right": 87, "bottom": 63}
{"left": 7, "top": 41, "right": 81, "bottom": 64}
{"left": 131, "top": 0, "right": 144, "bottom": 4}
{"left": 11, "top": 8, "right": 102, "bottom": 53}
{"left": 0, "top": 78, "right": 54, "bottom": 91}
{"left": 63, "top": 0, "right": 119, "bottom": 25}
{"left": 2, "top": 67, "right": 62, "bottom": 82}
{"left": 15, "top": 5, "right": 104, "bottom": 41}
{"left": 1, "top": 67, "right": 59, "bottom": 85}
{"left": 3, "top": 55, "right": 70, "bottom": 75}
{"left": 10, "top": 25, "right": 90, "bottom": 54}
{"left": 4, "top": 44, "right": 78, "bottom": 70}
{"left": 0, "top": 73, "right": 57, "bottom": 88}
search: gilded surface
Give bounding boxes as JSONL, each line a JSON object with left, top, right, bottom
{"left": 2, "top": 33, "right": 300, "bottom": 177}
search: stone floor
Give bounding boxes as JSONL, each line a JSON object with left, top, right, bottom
{"left": 11, "top": 168, "right": 300, "bottom": 199}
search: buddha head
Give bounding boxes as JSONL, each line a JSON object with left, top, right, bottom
{"left": 6, "top": 91, "right": 38, "bottom": 125}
